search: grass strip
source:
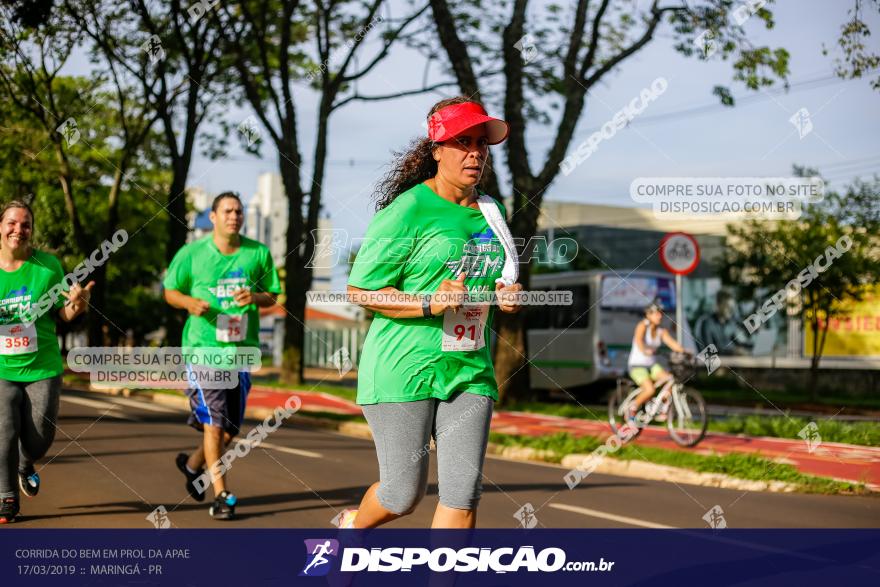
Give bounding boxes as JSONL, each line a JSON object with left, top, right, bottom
{"left": 252, "top": 378, "right": 358, "bottom": 403}
{"left": 294, "top": 410, "right": 366, "bottom": 424}
{"left": 708, "top": 415, "right": 880, "bottom": 446}
{"left": 489, "top": 431, "right": 868, "bottom": 495}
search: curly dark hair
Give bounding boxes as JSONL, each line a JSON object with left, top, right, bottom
{"left": 372, "top": 96, "right": 496, "bottom": 211}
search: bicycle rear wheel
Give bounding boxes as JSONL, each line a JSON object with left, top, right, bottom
{"left": 667, "top": 386, "right": 708, "bottom": 447}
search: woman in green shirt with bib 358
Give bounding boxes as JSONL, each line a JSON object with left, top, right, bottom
{"left": 340, "top": 97, "right": 522, "bottom": 529}
{"left": 0, "top": 201, "right": 93, "bottom": 524}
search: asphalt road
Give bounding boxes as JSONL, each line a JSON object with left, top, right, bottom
{"left": 4, "top": 390, "right": 877, "bottom": 529}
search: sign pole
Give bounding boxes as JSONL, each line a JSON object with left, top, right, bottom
{"left": 676, "top": 273, "right": 683, "bottom": 344}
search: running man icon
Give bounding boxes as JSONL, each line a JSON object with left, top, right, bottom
{"left": 300, "top": 539, "right": 339, "bottom": 577}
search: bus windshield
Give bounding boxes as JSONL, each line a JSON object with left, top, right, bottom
{"left": 599, "top": 275, "right": 676, "bottom": 311}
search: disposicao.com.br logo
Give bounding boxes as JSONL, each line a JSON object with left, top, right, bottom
{"left": 299, "top": 540, "right": 613, "bottom": 575}
{"left": 300, "top": 539, "right": 339, "bottom": 577}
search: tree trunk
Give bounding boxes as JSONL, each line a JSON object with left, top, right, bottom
{"left": 493, "top": 310, "right": 531, "bottom": 404}
{"left": 279, "top": 100, "right": 330, "bottom": 385}
{"left": 809, "top": 309, "right": 832, "bottom": 402}
{"left": 87, "top": 262, "right": 107, "bottom": 346}
{"left": 807, "top": 307, "right": 822, "bottom": 402}
{"left": 278, "top": 142, "right": 308, "bottom": 385}
{"left": 282, "top": 261, "right": 307, "bottom": 386}
{"left": 808, "top": 354, "right": 820, "bottom": 402}
{"left": 163, "top": 161, "right": 191, "bottom": 345}
{"left": 86, "top": 163, "right": 128, "bottom": 346}
{"left": 494, "top": 178, "right": 541, "bottom": 404}
{"left": 53, "top": 141, "right": 90, "bottom": 255}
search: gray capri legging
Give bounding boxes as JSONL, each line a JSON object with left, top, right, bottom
{"left": 361, "top": 391, "right": 494, "bottom": 514}
{"left": 0, "top": 376, "right": 62, "bottom": 498}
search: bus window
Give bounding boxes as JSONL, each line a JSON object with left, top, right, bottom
{"left": 526, "top": 288, "right": 553, "bottom": 329}
{"left": 554, "top": 284, "right": 590, "bottom": 329}
{"left": 600, "top": 275, "right": 675, "bottom": 311}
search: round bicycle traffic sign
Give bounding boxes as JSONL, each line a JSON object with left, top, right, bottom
{"left": 660, "top": 232, "right": 700, "bottom": 275}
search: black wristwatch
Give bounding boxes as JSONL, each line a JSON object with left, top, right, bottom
{"left": 422, "top": 294, "right": 433, "bottom": 318}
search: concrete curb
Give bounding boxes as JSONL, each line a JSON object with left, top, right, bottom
{"left": 70, "top": 384, "right": 863, "bottom": 495}
{"left": 485, "top": 445, "right": 800, "bottom": 493}
{"left": 559, "top": 453, "right": 799, "bottom": 493}
{"left": 486, "top": 444, "right": 559, "bottom": 463}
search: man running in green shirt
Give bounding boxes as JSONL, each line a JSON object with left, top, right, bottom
{"left": 164, "top": 192, "right": 281, "bottom": 520}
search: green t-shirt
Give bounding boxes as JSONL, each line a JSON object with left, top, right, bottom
{"left": 348, "top": 183, "right": 507, "bottom": 405}
{"left": 163, "top": 236, "right": 282, "bottom": 351}
{"left": 0, "top": 250, "right": 65, "bottom": 382}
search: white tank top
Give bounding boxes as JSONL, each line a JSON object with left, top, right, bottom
{"left": 628, "top": 319, "right": 664, "bottom": 368}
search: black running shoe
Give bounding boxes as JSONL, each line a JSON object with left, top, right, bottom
{"left": 209, "top": 491, "right": 237, "bottom": 521}
{"left": 18, "top": 469, "right": 40, "bottom": 497}
{"left": 0, "top": 497, "right": 19, "bottom": 524}
{"left": 176, "top": 453, "right": 206, "bottom": 502}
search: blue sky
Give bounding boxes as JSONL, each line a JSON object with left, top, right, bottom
{"left": 184, "top": 0, "right": 878, "bottom": 249}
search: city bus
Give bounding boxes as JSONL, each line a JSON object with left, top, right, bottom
{"left": 526, "top": 270, "right": 678, "bottom": 390}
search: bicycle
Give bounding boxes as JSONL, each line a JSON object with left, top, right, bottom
{"left": 607, "top": 352, "right": 708, "bottom": 447}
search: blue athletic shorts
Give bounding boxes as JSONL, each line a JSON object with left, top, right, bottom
{"left": 184, "top": 366, "right": 252, "bottom": 436}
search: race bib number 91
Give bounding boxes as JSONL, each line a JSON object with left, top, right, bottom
{"left": 0, "top": 322, "right": 38, "bottom": 355}
{"left": 216, "top": 314, "right": 248, "bottom": 343}
{"left": 442, "top": 306, "right": 487, "bottom": 352}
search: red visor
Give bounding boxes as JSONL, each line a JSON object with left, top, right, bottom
{"left": 427, "top": 102, "right": 509, "bottom": 145}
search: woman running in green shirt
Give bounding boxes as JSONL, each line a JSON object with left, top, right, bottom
{"left": 341, "top": 97, "right": 522, "bottom": 529}
{"left": 0, "top": 201, "right": 93, "bottom": 523}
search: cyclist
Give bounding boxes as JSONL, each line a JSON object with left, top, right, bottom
{"left": 627, "top": 298, "right": 685, "bottom": 421}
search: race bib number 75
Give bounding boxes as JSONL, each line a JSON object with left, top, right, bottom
{"left": 216, "top": 314, "right": 248, "bottom": 343}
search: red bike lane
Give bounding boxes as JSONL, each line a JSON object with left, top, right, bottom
{"left": 247, "top": 386, "right": 880, "bottom": 489}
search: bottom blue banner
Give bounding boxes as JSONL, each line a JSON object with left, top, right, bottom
{"left": 1, "top": 529, "right": 877, "bottom": 586}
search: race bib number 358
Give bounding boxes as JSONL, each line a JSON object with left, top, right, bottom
{"left": 0, "top": 322, "right": 38, "bottom": 355}
{"left": 441, "top": 306, "right": 488, "bottom": 352}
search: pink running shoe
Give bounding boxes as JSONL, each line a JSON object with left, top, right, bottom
{"left": 337, "top": 508, "right": 358, "bottom": 529}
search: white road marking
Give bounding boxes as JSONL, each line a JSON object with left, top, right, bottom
{"left": 61, "top": 396, "right": 139, "bottom": 421}
{"left": 103, "top": 396, "right": 183, "bottom": 413}
{"left": 548, "top": 503, "right": 675, "bottom": 529}
{"left": 245, "top": 440, "right": 323, "bottom": 459}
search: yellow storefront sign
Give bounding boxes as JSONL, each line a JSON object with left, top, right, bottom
{"left": 805, "top": 287, "right": 880, "bottom": 357}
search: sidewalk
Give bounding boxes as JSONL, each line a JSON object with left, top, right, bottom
{"left": 249, "top": 385, "right": 880, "bottom": 489}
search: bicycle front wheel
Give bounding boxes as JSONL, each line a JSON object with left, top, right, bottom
{"left": 667, "top": 387, "right": 708, "bottom": 447}
{"left": 608, "top": 381, "right": 642, "bottom": 441}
